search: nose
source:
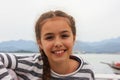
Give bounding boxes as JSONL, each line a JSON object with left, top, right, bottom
{"left": 54, "top": 37, "right": 63, "bottom": 48}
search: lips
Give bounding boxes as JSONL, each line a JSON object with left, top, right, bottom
{"left": 54, "top": 50, "right": 64, "bottom": 54}
{"left": 51, "top": 49, "right": 67, "bottom": 56}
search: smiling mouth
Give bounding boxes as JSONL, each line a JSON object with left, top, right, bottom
{"left": 51, "top": 49, "right": 67, "bottom": 55}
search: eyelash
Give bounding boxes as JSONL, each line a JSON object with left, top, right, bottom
{"left": 61, "top": 34, "right": 69, "bottom": 38}
{"left": 45, "top": 34, "right": 69, "bottom": 40}
{"left": 45, "top": 36, "right": 53, "bottom": 40}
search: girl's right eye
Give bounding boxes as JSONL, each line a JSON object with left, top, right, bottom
{"left": 45, "top": 36, "right": 54, "bottom": 40}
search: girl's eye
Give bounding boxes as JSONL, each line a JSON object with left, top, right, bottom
{"left": 45, "top": 36, "right": 54, "bottom": 40}
{"left": 61, "top": 34, "right": 69, "bottom": 38}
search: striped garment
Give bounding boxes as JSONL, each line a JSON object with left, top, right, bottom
{"left": 0, "top": 53, "right": 95, "bottom": 80}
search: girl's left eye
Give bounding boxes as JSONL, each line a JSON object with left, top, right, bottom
{"left": 61, "top": 34, "right": 69, "bottom": 38}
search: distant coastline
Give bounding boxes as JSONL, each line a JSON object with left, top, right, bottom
{"left": 0, "top": 37, "right": 120, "bottom": 53}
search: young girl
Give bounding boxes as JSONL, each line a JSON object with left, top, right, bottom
{"left": 0, "top": 10, "right": 95, "bottom": 80}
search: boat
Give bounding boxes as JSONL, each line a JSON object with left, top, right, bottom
{"left": 101, "top": 62, "right": 120, "bottom": 74}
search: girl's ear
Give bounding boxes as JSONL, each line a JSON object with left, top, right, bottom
{"left": 37, "top": 40, "right": 43, "bottom": 49}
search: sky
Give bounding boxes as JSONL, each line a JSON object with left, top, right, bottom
{"left": 0, "top": 0, "right": 120, "bottom": 42}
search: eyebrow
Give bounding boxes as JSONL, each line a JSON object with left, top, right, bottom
{"left": 44, "top": 30, "right": 70, "bottom": 36}
{"left": 60, "top": 30, "right": 70, "bottom": 34}
{"left": 44, "top": 33, "right": 54, "bottom": 36}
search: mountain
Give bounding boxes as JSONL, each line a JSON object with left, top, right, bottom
{"left": 0, "top": 40, "right": 39, "bottom": 53}
{"left": 0, "top": 37, "right": 120, "bottom": 53}
{"left": 74, "top": 37, "right": 120, "bottom": 53}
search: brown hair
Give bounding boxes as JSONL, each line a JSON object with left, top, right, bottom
{"left": 35, "top": 10, "right": 76, "bottom": 80}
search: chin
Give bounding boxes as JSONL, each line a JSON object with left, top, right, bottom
{"left": 52, "top": 57, "right": 68, "bottom": 63}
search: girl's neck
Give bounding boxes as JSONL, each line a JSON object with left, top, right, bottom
{"left": 50, "top": 58, "right": 79, "bottom": 75}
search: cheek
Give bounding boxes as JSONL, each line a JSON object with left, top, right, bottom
{"left": 42, "top": 43, "right": 53, "bottom": 58}
{"left": 41, "top": 41, "right": 53, "bottom": 52}
{"left": 64, "top": 40, "right": 74, "bottom": 48}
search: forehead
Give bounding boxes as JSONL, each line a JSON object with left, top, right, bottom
{"left": 41, "top": 17, "right": 72, "bottom": 34}
{"left": 41, "top": 17, "right": 70, "bottom": 25}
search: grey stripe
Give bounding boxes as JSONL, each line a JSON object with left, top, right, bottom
{"left": 0, "top": 65, "right": 4, "bottom": 69}
{"left": 6, "top": 54, "right": 12, "bottom": 68}
{"left": 83, "top": 62, "right": 89, "bottom": 65}
{"left": 0, "top": 72, "right": 9, "bottom": 79}
{"left": 79, "top": 69, "right": 93, "bottom": 73}
{"left": 51, "top": 76, "right": 89, "bottom": 80}
{"left": 17, "top": 73, "right": 30, "bottom": 80}
{"left": 79, "top": 69, "right": 94, "bottom": 79}
{"left": 17, "top": 56, "right": 32, "bottom": 59}
{"left": 16, "top": 68, "right": 42, "bottom": 78}
{"left": 18, "top": 60, "right": 43, "bottom": 69}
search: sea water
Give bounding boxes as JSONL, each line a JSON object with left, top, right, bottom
{"left": 80, "top": 53, "right": 120, "bottom": 74}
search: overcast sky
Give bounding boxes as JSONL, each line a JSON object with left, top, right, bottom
{"left": 0, "top": 0, "right": 120, "bottom": 42}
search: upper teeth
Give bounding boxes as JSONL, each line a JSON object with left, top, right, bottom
{"left": 55, "top": 50, "right": 64, "bottom": 54}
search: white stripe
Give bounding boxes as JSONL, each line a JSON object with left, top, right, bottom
{"left": 26, "top": 73, "right": 40, "bottom": 80}
{"left": 0, "top": 68, "right": 8, "bottom": 75}
{"left": 18, "top": 57, "right": 34, "bottom": 62}
{"left": 0, "top": 61, "right": 4, "bottom": 65}
{"left": 18, "top": 63, "right": 32, "bottom": 70}
{"left": 82, "top": 64, "right": 92, "bottom": 69}
{"left": 2, "top": 75, "right": 12, "bottom": 80}
{"left": 8, "top": 54, "right": 16, "bottom": 69}
{"left": 31, "top": 66, "right": 42, "bottom": 74}
{"left": 0, "top": 66, "right": 13, "bottom": 80}
{"left": 18, "top": 63, "right": 42, "bottom": 74}
{"left": 33, "top": 53, "right": 41, "bottom": 60}
{"left": 16, "top": 71, "right": 40, "bottom": 80}
{"left": 72, "top": 73, "right": 92, "bottom": 79}
{"left": 1, "top": 53, "right": 9, "bottom": 67}
{"left": 73, "top": 72, "right": 91, "bottom": 77}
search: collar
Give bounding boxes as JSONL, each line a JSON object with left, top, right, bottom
{"left": 51, "top": 54, "right": 84, "bottom": 78}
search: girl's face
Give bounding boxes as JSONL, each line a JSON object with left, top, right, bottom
{"left": 38, "top": 17, "right": 75, "bottom": 64}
